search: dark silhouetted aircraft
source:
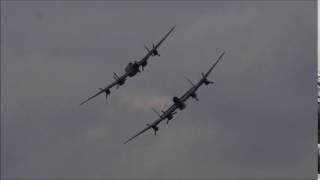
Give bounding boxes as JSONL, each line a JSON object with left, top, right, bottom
{"left": 80, "top": 26, "right": 176, "bottom": 105}
{"left": 123, "top": 51, "right": 225, "bottom": 144}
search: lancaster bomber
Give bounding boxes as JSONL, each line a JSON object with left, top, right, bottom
{"left": 80, "top": 26, "right": 176, "bottom": 105}
{"left": 123, "top": 51, "right": 225, "bottom": 144}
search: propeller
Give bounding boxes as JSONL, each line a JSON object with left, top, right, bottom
{"left": 192, "top": 94, "right": 199, "bottom": 101}
{"left": 166, "top": 111, "right": 177, "bottom": 124}
{"left": 152, "top": 107, "right": 161, "bottom": 117}
{"left": 185, "top": 77, "right": 195, "bottom": 87}
{"left": 145, "top": 44, "right": 159, "bottom": 56}
{"left": 144, "top": 45, "right": 150, "bottom": 53}
{"left": 98, "top": 88, "right": 111, "bottom": 100}
{"left": 146, "top": 123, "right": 158, "bottom": 135}
{"left": 113, "top": 72, "right": 119, "bottom": 80}
{"left": 113, "top": 72, "right": 125, "bottom": 89}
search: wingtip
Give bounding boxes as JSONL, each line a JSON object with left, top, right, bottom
{"left": 169, "top": 25, "right": 176, "bottom": 31}
{"left": 79, "top": 100, "right": 87, "bottom": 106}
{"left": 217, "top": 50, "right": 226, "bottom": 60}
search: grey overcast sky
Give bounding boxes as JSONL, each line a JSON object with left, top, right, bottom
{"left": 1, "top": 1, "right": 317, "bottom": 179}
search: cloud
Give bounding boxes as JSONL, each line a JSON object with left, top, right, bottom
{"left": 83, "top": 124, "right": 109, "bottom": 144}
{"left": 119, "top": 94, "right": 172, "bottom": 111}
{"left": 2, "top": 1, "right": 316, "bottom": 179}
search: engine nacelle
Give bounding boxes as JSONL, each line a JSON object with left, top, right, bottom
{"left": 141, "top": 61, "right": 147, "bottom": 67}
{"left": 152, "top": 49, "right": 159, "bottom": 56}
{"left": 115, "top": 79, "right": 125, "bottom": 89}
{"left": 190, "top": 92, "right": 199, "bottom": 101}
{"left": 118, "top": 79, "right": 125, "bottom": 85}
{"left": 173, "top": 97, "right": 186, "bottom": 110}
{"left": 203, "top": 78, "right": 214, "bottom": 85}
{"left": 152, "top": 126, "right": 159, "bottom": 131}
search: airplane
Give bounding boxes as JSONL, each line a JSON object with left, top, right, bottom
{"left": 167, "top": 50, "right": 225, "bottom": 123}
{"left": 80, "top": 26, "right": 176, "bottom": 105}
{"left": 123, "top": 51, "right": 225, "bottom": 144}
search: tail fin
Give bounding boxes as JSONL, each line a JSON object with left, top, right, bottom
{"left": 201, "top": 73, "right": 205, "bottom": 79}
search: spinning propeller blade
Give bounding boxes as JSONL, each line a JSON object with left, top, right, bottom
{"left": 185, "top": 77, "right": 195, "bottom": 87}
{"left": 152, "top": 107, "right": 161, "bottom": 117}
{"left": 144, "top": 45, "right": 150, "bottom": 53}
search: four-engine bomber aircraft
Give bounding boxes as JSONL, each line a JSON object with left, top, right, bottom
{"left": 123, "top": 51, "right": 225, "bottom": 144}
{"left": 80, "top": 26, "right": 176, "bottom": 105}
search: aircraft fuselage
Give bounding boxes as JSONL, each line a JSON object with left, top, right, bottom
{"left": 125, "top": 62, "right": 140, "bottom": 77}
{"left": 173, "top": 97, "right": 186, "bottom": 110}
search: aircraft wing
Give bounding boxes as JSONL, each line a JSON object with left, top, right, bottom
{"left": 152, "top": 26, "right": 176, "bottom": 51}
{"left": 123, "top": 118, "right": 162, "bottom": 144}
{"left": 123, "top": 124, "right": 154, "bottom": 144}
{"left": 137, "top": 26, "right": 176, "bottom": 66}
{"left": 124, "top": 104, "right": 178, "bottom": 144}
{"left": 179, "top": 86, "right": 198, "bottom": 103}
{"left": 203, "top": 51, "right": 225, "bottom": 79}
{"left": 80, "top": 72, "right": 128, "bottom": 105}
{"left": 179, "top": 51, "right": 225, "bottom": 102}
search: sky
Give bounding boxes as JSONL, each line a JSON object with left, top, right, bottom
{"left": 1, "top": 1, "right": 317, "bottom": 179}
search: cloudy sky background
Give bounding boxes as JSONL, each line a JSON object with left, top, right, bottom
{"left": 1, "top": 1, "right": 317, "bottom": 179}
